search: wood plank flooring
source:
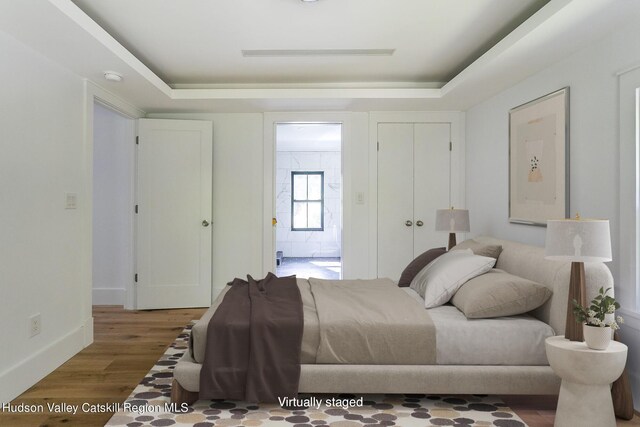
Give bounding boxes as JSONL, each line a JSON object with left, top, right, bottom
{"left": 1, "top": 306, "right": 207, "bottom": 427}
{"left": 2, "top": 306, "right": 638, "bottom": 426}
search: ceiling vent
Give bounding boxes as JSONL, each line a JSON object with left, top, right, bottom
{"left": 241, "top": 49, "right": 395, "bottom": 57}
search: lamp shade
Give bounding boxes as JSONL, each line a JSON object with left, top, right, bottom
{"left": 435, "top": 209, "right": 470, "bottom": 233}
{"left": 545, "top": 219, "right": 612, "bottom": 262}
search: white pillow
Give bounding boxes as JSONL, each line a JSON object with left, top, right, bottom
{"left": 409, "top": 249, "right": 472, "bottom": 298}
{"left": 409, "top": 249, "right": 496, "bottom": 308}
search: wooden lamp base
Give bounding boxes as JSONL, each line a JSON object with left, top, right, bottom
{"left": 565, "top": 261, "right": 586, "bottom": 341}
{"left": 448, "top": 233, "right": 457, "bottom": 251}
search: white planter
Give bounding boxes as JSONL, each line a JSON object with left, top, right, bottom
{"left": 583, "top": 324, "right": 612, "bottom": 350}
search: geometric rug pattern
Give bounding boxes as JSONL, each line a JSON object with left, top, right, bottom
{"left": 106, "top": 324, "right": 528, "bottom": 427}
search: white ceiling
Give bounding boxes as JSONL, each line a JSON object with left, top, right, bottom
{"left": 276, "top": 123, "right": 342, "bottom": 152}
{"left": 70, "top": 0, "right": 547, "bottom": 86}
{"left": 1, "top": 0, "right": 640, "bottom": 112}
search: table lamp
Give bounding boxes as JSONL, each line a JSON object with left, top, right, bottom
{"left": 435, "top": 208, "right": 470, "bottom": 250}
{"left": 545, "top": 215, "right": 612, "bottom": 341}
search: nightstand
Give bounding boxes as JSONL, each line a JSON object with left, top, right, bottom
{"left": 545, "top": 335, "right": 627, "bottom": 427}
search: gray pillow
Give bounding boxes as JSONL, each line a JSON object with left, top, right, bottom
{"left": 452, "top": 239, "right": 503, "bottom": 260}
{"left": 451, "top": 269, "right": 552, "bottom": 318}
{"left": 398, "top": 247, "right": 447, "bottom": 287}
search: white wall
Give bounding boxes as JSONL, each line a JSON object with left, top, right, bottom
{"left": 148, "top": 111, "right": 464, "bottom": 286}
{"left": 92, "top": 102, "right": 135, "bottom": 306}
{"left": 275, "top": 151, "right": 342, "bottom": 258}
{"left": 0, "top": 30, "right": 89, "bottom": 402}
{"left": 465, "top": 21, "right": 640, "bottom": 409}
{"left": 346, "top": 113, "right": 372, "bottom": 279}
{"left": 148, "top": 112, "right": 375, "bottom": 283}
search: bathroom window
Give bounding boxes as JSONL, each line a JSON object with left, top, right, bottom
{"left": 291, "top": 171, "right": 324, "bottom": 231}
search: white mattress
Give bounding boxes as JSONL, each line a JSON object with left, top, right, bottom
{"left": 403, "top": 288, "right": 555, "bottom": 365}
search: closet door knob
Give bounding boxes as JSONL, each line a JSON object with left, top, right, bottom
{"left": 405, "top": 220, "right": 413, "bottom": 227}
{"left": 202, "top": 220, "right": 210, "bottom": 227}
{"left": 416, "top": 220, "right": 424, "bottom": 227}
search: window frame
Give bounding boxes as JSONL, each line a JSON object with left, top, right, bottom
{"left": 291, "top": 171, "right": 325, "bottom": 232}
{"left": 619, "top": 66, "right": 640, "bottom": 315}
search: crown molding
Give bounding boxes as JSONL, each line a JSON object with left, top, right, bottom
{"left": 46, "top": 0, "right": 574, "bottom": 103}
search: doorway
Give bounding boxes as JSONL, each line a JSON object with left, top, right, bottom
{"left": 92, "top": 101, "right": 135, "bottom": 306}
{"left": 274, "top": 123, "right": 342, "bottom": 279}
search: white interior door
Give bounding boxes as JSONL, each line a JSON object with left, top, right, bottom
{"left": 377, "top": 123, "right": 414, "bottom": 280}
{"left": 136, "top": 118, "right": 212, "bottom": 309}
{"left": 413, "top": 123, "right": 451, "bottom": 254}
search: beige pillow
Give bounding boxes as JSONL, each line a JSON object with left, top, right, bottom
{"left": 452, "top": 239, "right": 503, "bottom": 260}
{"left": 451, "top": 269, "right": 552, "bottom": 318}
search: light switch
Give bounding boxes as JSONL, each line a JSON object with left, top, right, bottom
{"left": 65, "top": 192, "right": 77, "bottom": 209}
{"left": 356, "top": 191, "right": 365, "bottom": 204}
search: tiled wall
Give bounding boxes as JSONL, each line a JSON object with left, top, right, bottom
{"left": 276, "top": 151, "right": 341, "bottom": 258}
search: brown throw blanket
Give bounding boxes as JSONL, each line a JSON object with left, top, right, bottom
{"left": 199, "top": 273, "right": 303, "bottom": 403}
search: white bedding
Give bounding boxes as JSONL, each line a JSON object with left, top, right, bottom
{"left": 403, "top": 288, "right": 555, "bottom": 365}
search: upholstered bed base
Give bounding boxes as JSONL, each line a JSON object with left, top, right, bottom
{"left": 171, "top": 350, "right": 561, "bottom": 404}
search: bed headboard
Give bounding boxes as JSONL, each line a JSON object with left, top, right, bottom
{"left": 474, "top": 236, "right": 614, "bottom": 336}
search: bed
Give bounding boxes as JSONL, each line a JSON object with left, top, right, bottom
{"left": 171, "top": 236, "right": 614, "bottom": 403}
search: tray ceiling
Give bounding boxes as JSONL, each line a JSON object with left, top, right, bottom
{"left": 2, "top": 0, "right": 639, "bottom": 112}
{"left": 70, "top": 0, "right": 549, "bottom": 86}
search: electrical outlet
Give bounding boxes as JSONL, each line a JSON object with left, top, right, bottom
{"left": 29, "top": 314, "right": 41, "bottom": 338}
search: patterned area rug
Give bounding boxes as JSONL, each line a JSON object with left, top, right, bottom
{"left": 106, "top": 324, "right": 528, "bottom": 427}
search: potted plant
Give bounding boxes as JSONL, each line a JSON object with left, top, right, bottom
{"left": 573, "top": 287, "right": 624, "bottom": 350}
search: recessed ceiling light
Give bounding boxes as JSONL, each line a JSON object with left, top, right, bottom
{"left": 104, "top": 71, "right": 123, "bottom": 82}
{"left": 301, "top": 0, "right": 319, "bottom": 2}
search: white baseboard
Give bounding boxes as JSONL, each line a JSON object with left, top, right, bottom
{"left": 0, "top": 325, "right": 85, "bottom": 403}
{"left": 92, "top": 287, "right": 125, "bottom": 305}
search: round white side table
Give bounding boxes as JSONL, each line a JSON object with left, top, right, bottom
{"left": 545, "top": 335, "right": 627, "bottom": 427}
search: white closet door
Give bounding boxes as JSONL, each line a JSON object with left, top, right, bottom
{"left": 136, "top": 118, "right": 212, "bottom": 309}
{"left": 377, "top": 123, "right": 414, "bottom": 280}
{"left": 413, "top": 123, "right": 451, "bottom": 255}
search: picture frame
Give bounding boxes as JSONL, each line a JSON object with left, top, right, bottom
{"left": 509, "top": 87, "right": 569, "bottom": 226}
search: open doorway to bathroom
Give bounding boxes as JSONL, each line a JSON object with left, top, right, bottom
{"left": 275, "top": 123, "right": 342, "bottom": 279}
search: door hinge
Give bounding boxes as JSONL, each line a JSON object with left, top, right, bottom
{"left": 449, "top": 141, "right": 452, "bottom": 151}
{"left": 134, "top": 274, "right": 138, "bottom": 283}
{"left": 377, "top": 141, "right": 380, "bottom": 151}
{"left": 135, "top": 136, "right": 139, "bottom": 145}
{"left": 135, "top": 205, "right": 138, "bottom": 214}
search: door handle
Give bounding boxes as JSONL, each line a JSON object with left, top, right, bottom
{"left": 416, "top": 220, "right": 424, "bottom": 227}
{"left": 405, "top": 220, "right": 413, "bottom": 227}
{"left": 202, "top": 220, "right": 210, "bottom": 227}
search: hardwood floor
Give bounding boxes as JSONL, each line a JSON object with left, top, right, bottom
{"left": 0, "top": 306, "right": 207, "bottom": 427}
{"left": 2, "top": 306, "right": 638, "bottom": 426}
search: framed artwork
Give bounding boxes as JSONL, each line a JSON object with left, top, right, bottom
{"left": 509, "top": 87, "right": 569, "bottom": 226}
